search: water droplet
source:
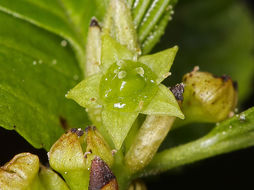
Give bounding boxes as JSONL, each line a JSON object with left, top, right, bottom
{"left": 33, "top": 60, "right": 37, "bottom": 65}
{"left": 65, "top": 91, "right": 69, "bottom": 98}
{"left": 118, "top": 71, "right": 127, "bottom": 79}
{"left": 52, "top": 59, "right": 57, "bottom": 65}
{"left": 114, "top": 102, "right": 126, "bottom": 108}
{"left": 239, "top": 114, "right": 246, "bottom": 121}
{"left": 38, "top": 60, "right": 43, "bottom": 64}
{"left": 116, "top": 60, "right": 124, "bottom": 67}
{"left": 61, "top": 40, "right": 68, "bottom": 47}
{"left": 64, "top": 171, "right": 68, "bottom": 174}
{"left": 136, "top": 67, "right": 144, "bottom": 77}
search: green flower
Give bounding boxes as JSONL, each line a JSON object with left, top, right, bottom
{"left": 67, "top": 34, "right": 184, "bottom": 149}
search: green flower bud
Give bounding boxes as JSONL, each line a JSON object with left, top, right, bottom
{"left": 48, "top": 129, "right": 89, "bottom": 190}
{"left": 49, "top": 127, "right": 114, "bottom": 190}
{"left": 0, "top": 153, "right": 42, "bottom": 190}
{"left": 84, "top": 126, "right": 114, "bottom": 168}
{"left": 182, "top": 70, "right": 238, "bottom": 123}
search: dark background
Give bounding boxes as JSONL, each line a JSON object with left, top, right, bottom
{"left": 0, "top": 0, "right": 253, "bottom": 189}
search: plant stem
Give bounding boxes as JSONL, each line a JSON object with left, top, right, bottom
{"left": 125, "top": 115, "right": 175, "bottom": 173}
{"left": 139, "top": 107, "right": 254, "bottom": 176}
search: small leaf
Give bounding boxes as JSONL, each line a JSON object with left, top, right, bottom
{"left": 101, "top": 35, "right": 134, "bottom": 73}
{"left": 141, "top": 10, "right": 172, "bottom": 54}
{"left": 67, "top": 74, "right": 102, "bottom": 109}
{"left": 138, "top": 0, "right": 171, "bottom": 42}
{"left": 141, "top": 84, "right": 184, "bottom": 119}
{"left": 138, "top": 46, "right": 178, "bottom": 83}
{"left": 101, "top": 109, "right": 139, "bottom": 149}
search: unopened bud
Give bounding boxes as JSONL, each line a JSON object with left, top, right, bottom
{"left": 48, "top": 129, "right": 89, "bottom": 190}
{"left": 89, "top": 156, "right": 118, "bottom": 190}
{"left": 84, "top": 126, "right": 114, "bottom": 168}
{"left": 182, "top": 70, "right": 238, "bottom": 123}
{"left": 48, "top": 127, "right": 114, "bottom": 189}
{"left": 0, "top": 153, "right": 40, "bottom": 189}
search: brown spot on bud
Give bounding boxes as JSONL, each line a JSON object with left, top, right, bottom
{"left": 220, "top": 75, "right": 231, "bottom": 82}
{"left": 170, "top": 83, "right": 184, "bottom": 101}
{"left": 90, "top": 17, "right": 101, "bottom": 29}
{"left": 89, "top": 157, "right": 118, "bottom": 190}
{"left": 85, "top": 126, "right": 97, "bottom": 133}
{"left": 70, "top": 128, "right": 84, "bottom": 137}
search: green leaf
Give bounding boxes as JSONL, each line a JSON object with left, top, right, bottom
{"left": 138, "top": 46, "right": 178, "bottom": 83}
{"left": 132, "top": 0, "right": 177, "bottom": 54}
{"left": 141, "top": 10, "right": 172, "bottom": 54}
{"left": 101, "top": 35, "right": 135, "bottom": 73}
{"left": 101, "top": 109, "right": 139, "bottom": 149}
{"left": 141, "top": 85, "right": 184, "bottom": 119}
{"left": 67, "top": 74, "right": 102, "bottom": 109}
{"left": 138, "top": 0, "right": 171, "bottom": 42}
{"left": 142, "top": 107, "right": 254, "bottom": 175}
{"left": 0, "top": 12, "right": 89, "bottom": 150}
{"left": 0, "top": 0, "right": 108, "bottom": 71}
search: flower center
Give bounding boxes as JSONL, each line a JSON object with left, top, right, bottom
{"left": 100, "top": 60, "right": 158, "bottom": 112}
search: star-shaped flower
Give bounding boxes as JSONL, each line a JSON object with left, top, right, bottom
{"left": 67, "top": 34, "right": 184, "bottom": 149}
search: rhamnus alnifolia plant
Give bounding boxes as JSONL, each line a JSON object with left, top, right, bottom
{"left": 66, "top": 0, "right": 184, "bottom": 150}
{"left": 1, "top": 0, "right": 246, "bottom": 189}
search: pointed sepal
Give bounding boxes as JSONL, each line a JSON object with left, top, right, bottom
{"left": 138, "top": 46, "right": 178, "bottom": 83}
{"left": 141, "top": 84, "right": 184, "bottom": 119}
{"left": 101, "top": 35, "right": 135, "bottom": 73}
{"left": 102, "top": 109, "right": 139, "bottom": 149}
{"left": 66, "top": 74, "right": 102, "bottom": 109}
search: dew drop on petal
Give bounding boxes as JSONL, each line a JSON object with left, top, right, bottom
{"left": 61, "top": 40, "right": 68, "bottom": 47}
